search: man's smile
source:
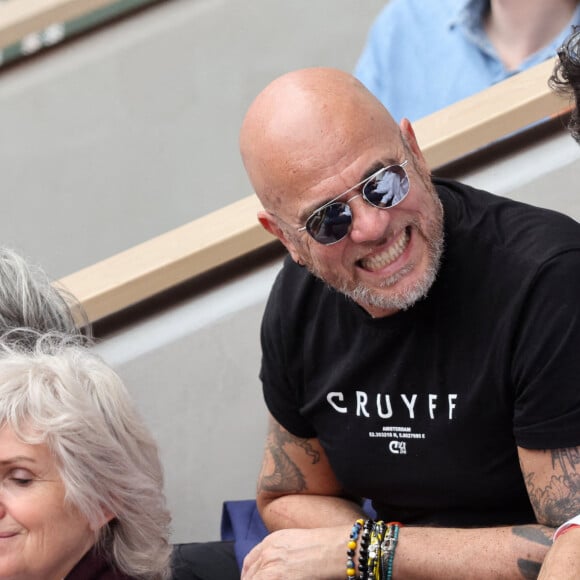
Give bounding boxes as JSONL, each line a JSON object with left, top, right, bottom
{"left": 358, "top": 227, "right": 410, "bottom": 272}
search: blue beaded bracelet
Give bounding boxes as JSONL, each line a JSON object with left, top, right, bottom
{"left": 381, "top": 522, "right": 401, "bottom": 580}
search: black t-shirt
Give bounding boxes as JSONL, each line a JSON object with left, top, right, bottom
{"left": 260, "top": 178, "right": 580, "bottom": 527}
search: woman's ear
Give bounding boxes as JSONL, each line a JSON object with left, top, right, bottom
{"left": 257, "top": 210, "right": 304, "bottom": 265}
{"left": 91, "top": 507, "right": 115, "bottom": 532}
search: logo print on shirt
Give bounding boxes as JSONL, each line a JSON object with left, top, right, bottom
{"left": 326, "top": 391, "right": 458, "bottom": 420}
{"left": 389, "top": 441, "right": 407, "bottom": 454}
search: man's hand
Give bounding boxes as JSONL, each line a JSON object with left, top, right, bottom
{"left": 241, "top": 526, "right": 347, "bottom": 580}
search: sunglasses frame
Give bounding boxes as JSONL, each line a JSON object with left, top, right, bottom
{"left": 298, "top": 160, "right": 410, "bottom": 245}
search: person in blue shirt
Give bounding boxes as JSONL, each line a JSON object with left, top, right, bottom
{"left": 355, "top": 0, "right": 580, "bottom": 122}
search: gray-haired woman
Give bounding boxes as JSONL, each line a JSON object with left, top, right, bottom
{"left": 0, "top": 332, "right": 172, "bottom": 579}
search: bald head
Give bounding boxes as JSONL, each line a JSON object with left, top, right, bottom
{"left": 240, "top": 67, "right": 401, "bottom": 212}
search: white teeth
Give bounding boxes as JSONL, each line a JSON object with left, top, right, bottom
{"left": 361, "top": 229, "right": 410, "bottom": 271}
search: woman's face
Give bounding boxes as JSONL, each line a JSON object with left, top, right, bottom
{"left": 0, "top": 425, "right": 96, "bottom": 580}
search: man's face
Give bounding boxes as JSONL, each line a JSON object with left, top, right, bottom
{"left": 273, "top": 133, "right": 444, "bottom": 318}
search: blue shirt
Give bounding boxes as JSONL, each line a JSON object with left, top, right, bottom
{"left": 354, "top": 0, "right": 580, "bottom": 122}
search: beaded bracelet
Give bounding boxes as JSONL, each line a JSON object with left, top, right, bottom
{"left": 381, "top": 522, "right": 401, "bottom": 580}
{"left": 358, "top": 519, "right": 374, "bottom": 580}
{"left": 367, "top": 520, "right": 386, "bottom": 580}
{"left": 346, "top": 518, "right": 399, "bottom": 580}
{"left": 346, "top": 519, "right": 364, "bottom": 579}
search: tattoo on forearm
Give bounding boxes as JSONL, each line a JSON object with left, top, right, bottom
{"left": 524, "top": 447, "right": 580, "bottom": 525}
{"left": 512, "top": 526, "right": 552, "bottom": 547}
{"left": 516, "top": 559, "right": 540, "bottom": 580}
{"left": 513, "top": 526, "right": 552, "bottom": 579}
{"left": 259, "top": 422, "right": 320, "bottom": 494}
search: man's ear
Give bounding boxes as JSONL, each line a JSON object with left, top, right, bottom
{"left": 400, "top": 118, "right": 427, "bottom": 166}
{"left": 258, "top": 210, "right": 303, "bottom": 264}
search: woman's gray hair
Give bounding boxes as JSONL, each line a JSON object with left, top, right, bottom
{"left": 0, "top": 332, "right": 172, "bottom": 579}
{"left": 0, "top": 247, "right": 90, "bottom": 340}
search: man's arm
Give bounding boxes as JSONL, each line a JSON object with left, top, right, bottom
{"left": 244, "top": 418, "right": 555, "bottom": 579}
{"left": 518, "top": 446, "right": 580, "bottom": 526}
{"left": 383, "top": 446, "right": 580, "bottom": 578}
{"left": 245, "top": 421, "right": 580, "bottom": 579}
{"left": 256, "top": 414, "right": 364, "bottom": 530}
{"left": 388, "top": 446, "right": 580, "bottom": 578}
{"left": 242, "top": 415, "right": 364, "bottom": 579}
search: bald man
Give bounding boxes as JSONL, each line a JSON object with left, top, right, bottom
{"left": 237, "top": 68, "right": 580, "bottom": 579}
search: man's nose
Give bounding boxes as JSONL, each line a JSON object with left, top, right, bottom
{"left": 347, "top": 195, "right": 392, "bottom": 244}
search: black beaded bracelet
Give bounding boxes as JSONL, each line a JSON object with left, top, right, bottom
{"left": 358, "top": 519, "right": 374, "bottom": 580}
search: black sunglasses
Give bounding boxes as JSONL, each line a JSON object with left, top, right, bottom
{"left": 298, "top": 161, "right": 410, "bottom": 245}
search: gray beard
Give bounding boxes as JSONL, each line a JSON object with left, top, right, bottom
{"left": 347, "top": 244, "right": 442, "bottom": 312}
{"left": 336, "top": 224, "right": 444, "bottom": 313}
{"left": 347, "top": 182, "right": 445, "bottom": 313}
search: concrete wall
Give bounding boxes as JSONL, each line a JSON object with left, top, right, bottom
{"left": 453, "top": 130, "right": 580, "bottom": 221}
{"left": 0, "top": 0, "right": 385, "bottom": 279}
{"left": 94, "top": 260, "right": 282, "bottom": 542}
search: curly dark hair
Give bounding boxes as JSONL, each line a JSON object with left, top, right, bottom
{"left": 550, "top": 26, "right": 580, "bottom": 144}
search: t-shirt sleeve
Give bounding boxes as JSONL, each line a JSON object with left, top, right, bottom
{"left": 512, "top": 250, "right": 580, "bottom": 449}
{"left": 259, "top": 267, "right": 317, "bottom": 439}
{"left": 554, "top": 514, "right": 580, "bottom": 540}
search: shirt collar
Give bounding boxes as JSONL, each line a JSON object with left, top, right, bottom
{"left": 448, "top": 0, "right": 489, "bottom": 34}
{"left": 448, "top": 0, "right": 493, "bottom": 57}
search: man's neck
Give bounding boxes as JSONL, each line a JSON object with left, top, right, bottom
{"left": 485, "top": 0, "right": 577, "bottom": 70}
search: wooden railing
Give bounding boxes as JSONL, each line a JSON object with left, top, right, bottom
{"left": 0, "top": 0, "right": 159, "bottom": 65}
{"left": 54, "top": 57, "right": 571, "bottom": 324}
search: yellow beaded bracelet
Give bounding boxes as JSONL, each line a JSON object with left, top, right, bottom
{"left": 346, "top": 519, "right": 365, "bottom": 579}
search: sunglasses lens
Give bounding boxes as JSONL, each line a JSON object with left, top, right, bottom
{"left": 363, "top": 165, "right": 409, "bottom": 208}
{"left": 307, "top": 202, "right": 352, "bottom": 244}
{"left": 304, "top": 164, "right": 409, "bottom": 245}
